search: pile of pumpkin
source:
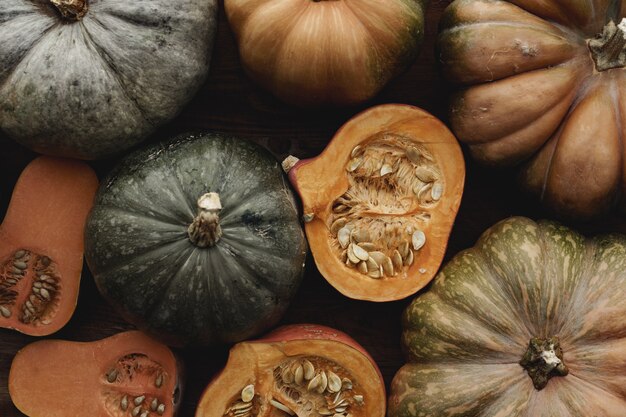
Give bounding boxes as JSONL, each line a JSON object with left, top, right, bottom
{"left": 1, "top": 0, "right": 625, "bottom": 416}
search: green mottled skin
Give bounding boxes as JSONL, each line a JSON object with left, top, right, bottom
{"left": 389, "top": 217, "right": 626, "bottom": 417}
{"left": 85, "top": 133, "right": 307, "bottom": 346}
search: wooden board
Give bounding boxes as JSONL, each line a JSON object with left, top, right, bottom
{"left": 0, "top": 1, "right": 619, "bottom": 415}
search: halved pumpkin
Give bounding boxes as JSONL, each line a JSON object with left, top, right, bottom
{"left": 9, "top": 330, "right": 182, "bottom": 417}
{"left": 196, "top": 324, "right": 385, "bottom": 417}
{"left": 287, "top": 104, "right": 465, "bottom": 301}
{"left": 0, "top": 156, "right": 98, "bottom": 335}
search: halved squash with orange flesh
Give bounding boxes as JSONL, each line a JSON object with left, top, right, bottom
{"left": 196, "top": 324, "right": 385, "bottom": 417}
{"left": 9, "top": 331, "right": 182, "bottom": 417}
{"left": 287, "top": 104, "right": 465, "bottom": 301}
{"left": 0, "top": 156, "right": 98, "bottom": 335}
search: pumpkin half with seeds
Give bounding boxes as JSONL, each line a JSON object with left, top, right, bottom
{"left": 9, "top": 331, "right": 182, "bottom": 417}
{"left": 85, "top": 133, "right": 307, "bottom": 346}
{"left": 224, "top": 0, "right": 427, "bottom": 107}
{"left": 0, "top": 0, "right": 217, "bottom": 159}
{"left": 286, "top": 104, "right": 465, "bottom": 301}
{"left": 196, "top": 324, "right": 386, "bottom": 417}
{"left": 0, "top": 156, "right": 98, "bottom": 336}
{"left": 388, "top": 217, "right": 626, "bottom": 417}
{"left": 439, "top": 0, "right": 626, "bottom": 218}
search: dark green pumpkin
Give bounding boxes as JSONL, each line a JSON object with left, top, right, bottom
{"left": 85, "top": 133, "right": 307, "bottom": 346}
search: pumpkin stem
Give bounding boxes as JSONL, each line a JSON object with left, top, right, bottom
{"left": 49, "top": 0, "right": 88, "bottom": 20}
{"left": 589, "top": 18, "right": 626, "bottom": 71}
{"left": 188, "top": 193, "right": 223, "bottom": 248}
{"left": 519, "top": 336, "right": 569, "bottom": 390}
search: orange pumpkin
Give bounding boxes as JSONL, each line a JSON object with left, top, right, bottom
{"left": 225, "top": 0, "right": 428, "bottom": 107}
{"left": 287, "top": 104, "right": 465, "bottom": 301}
{"left": 438, "top": 0, "right": 626, "bottom": 218}
{"left": 9, "top": 331, "right": 182, "bottom": 417}
{"left": 0, "top": 156, "right": 98, "bottom": 335}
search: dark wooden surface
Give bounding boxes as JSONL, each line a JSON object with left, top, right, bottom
{"left": 0, "top": 1, "right": 620, "bottom": 416}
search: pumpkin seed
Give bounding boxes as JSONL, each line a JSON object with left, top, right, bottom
{"left": 366, "top": 256, "right": 379, "bottom": 272}
{"left": 317, "top": 371, "right": 328, "bottom": 394}
{"left": 404, "top": 250, "right": 414, "bottom": 266}
{"left": 415, "top": 166, "right": 437, "bottom": 182}
{"left": 307, "top": 373, "right": 321, "bottom": 391}
{"left": 431, "top": 183, "right": 443, "bottom": 201}
{"left": 412, "top": 230, "right": 426, "bottom": 251}
{"left": 354, "top": 394, "right": 364, "bottom": 404}
{"left": 132, "top": 406, "right": 142, "bottom": 417}
{"left": 382, "top": 256, "right": 395, "bottom": 276}
{"left": 368, "top": 268, "right": 382, "bottom": 279}
{"left": 241, "top": 384, "right": 255, "bottom": 402}
{"left": 327, "top": 371, "right": 342, "bottom": 393}
{"left": 351, "top": 229, "right": 370, "bottom": 243}
{"left": 140, "top": 411, "right": 148, "bottom": 417}
{"left": 282, "top": 367, "right": 295, "bottom": 384}
{"left": 357, "top": 261, "right": 368, "bottom": 274}
{"left": 399, "top": 241, "right": 410, "bottom": 258}
{"left": 134, "top": 395, "right": 145, "bottom": 405}
{"left": 120, "top": 395, "right": 128, "bottom": 411}
{"left": 39, "top": 288, "right": 51, "bottom": 301}
{"left": 347, "top": 246, "right": 360, "bottom": 264}
{"left": 40, "top": 256, "right": 51, "bottom": 266}
{"left": 318, "top": 406, "right": 333, "bottom": 415}
{"left": 13, "top": 261, "right": 27, "bottom": 270}
{"left": 294, "top": 364, "right": 304, "bottom": 385}
{"left": 14, "top": 250, "right": 26, "bottom": 259}
{"left": 157, "top": 404, "right": 165, "bottom": 415}
{"left": 0, "top": 306, "right": 11, "bottom": 318}
{"left": 351, "top": 244, "right": 369, "bottom": 261}
{"left": 150, "top": 398, "right": 158, "bottom": 411}
{"left": 155, "top": 373, "right": 163, "bottom": 388}
{"left": 298, "top": 360, "right": 313, "bottom": 380}
{"left": 232, "top": 402, "right": 252, "bottom": 411}
{"left": 351, "top": 145, "right": 363, "bottom": 158}
{"left": 303, "top": 213, "right": 315, "bottom": 223}
{"left": 270, "top": 399, "right": 295, "bottom": 415}
{"left": 106, "top": 369, "right": 118, "bottom": 383}
{"left": 330, "top": 218, "right": 348, "bottom": 235}
{"left": 406, "top": 147, "right": 421, "bottom": 164}
{"left": 358, "top": 242, "right": 376, "bottom": 251}
{"left": 347, "top": 156, "right": 363, "bottom": 172}
{"left": 380, "top": 164, "right": 393, "bottom": 176}
{"left": 333, "top": 204, "right": 349, "bottom": 213}
{"left": 417, "top": 182, "right": 433, "bottom": 202}
{"left": 338, "top": 227, "right": 351, "bottom": 248}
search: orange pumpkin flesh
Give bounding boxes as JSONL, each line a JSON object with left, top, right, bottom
{"left": 9, "top": 331, "right": 182, "bottom": 417}
{"left": 0, "top": 156, "right": 98, "bottom": 335}
{"left": 196, "top": 324, "right": 385, "bottom": 417}
{"left": 288, "top": 104, "right": 465, "bottom": 301}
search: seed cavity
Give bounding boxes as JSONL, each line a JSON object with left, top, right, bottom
{"left": 329, "top": 135, "right": 443, "bottom": 280}
{"left": 0, "top": 250, "right": 61, "bottom": 325}
{"left": 270, "top": 356, "right": 364, "bottom": 417}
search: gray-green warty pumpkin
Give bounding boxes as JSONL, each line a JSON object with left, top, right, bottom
{"left": 0, "top": 0, "right": 217, "bottom": 159}
{"left": 389, "top": 217, "right": 626, "bottom": 417}
{"left": 85, "top": 133, "right": 307, "bottom": 346}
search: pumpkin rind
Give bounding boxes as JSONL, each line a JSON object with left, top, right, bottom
{"left": 438, "top": 0, "right": 626, "bottom": 218}
{"left": 225, "top": 0, "right": 427, "bottom": 107}
{"left": 85, "top": 133, "right": 307, "bottom": 346}
{"left": 0, "top": 0, "right": 218, "bottom": 159}
{"left": 389, "top": 217, "right": 626, "bottom": 416}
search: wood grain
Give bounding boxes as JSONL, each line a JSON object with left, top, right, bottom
{"left": 0, "top": 1, "right": 616, "bottom": 415}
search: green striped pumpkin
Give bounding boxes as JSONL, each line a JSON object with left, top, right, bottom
{"left": 389, "top": 217, "right": 626, "bottom": 416}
